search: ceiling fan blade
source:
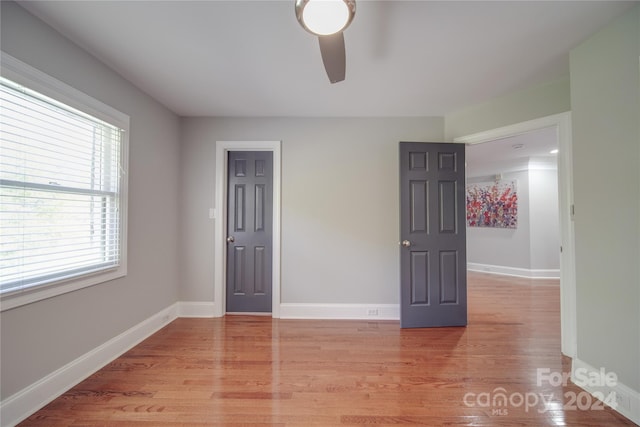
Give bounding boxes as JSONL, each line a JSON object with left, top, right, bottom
{"left": 318, "top": 32, "right": 346, "bottom": 84}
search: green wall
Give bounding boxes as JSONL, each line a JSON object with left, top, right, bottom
{"left": 570, "top": 5, "right": 639, "bottom": 392}
{"left": 445, "top": 77, "right": 570, "bottom": 140}
{"left": 444, "top": 3, "right": 640, "bottom": 415}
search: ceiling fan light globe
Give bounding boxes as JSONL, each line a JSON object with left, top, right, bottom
{"left": 296, "top": 0, "right": 355, "bottom": 36}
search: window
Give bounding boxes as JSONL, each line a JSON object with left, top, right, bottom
{"left": 0, "top": 53, "right": 129, "bottom": 310}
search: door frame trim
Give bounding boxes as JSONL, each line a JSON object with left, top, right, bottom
{"left": 454, "top": 112, "right": 576, "bottom": 358}
{"left": 214, "top": 141, "right": 281, "bottom": 318}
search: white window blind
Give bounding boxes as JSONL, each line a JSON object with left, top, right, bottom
{"left": 0, "top": 75, "right": 126, "bottom": 298}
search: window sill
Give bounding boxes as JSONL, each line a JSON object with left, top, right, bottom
{"left": 0, "top": 267, "right": 126, "bottom": 312}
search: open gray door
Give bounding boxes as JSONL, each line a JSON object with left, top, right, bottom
{"left": 226, "top": 151, "right": 273, "bottom": 313}
{"left": 399, "top": 142, "right": 467, "bottom": 328}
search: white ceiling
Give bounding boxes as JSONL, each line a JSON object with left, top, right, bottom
{"left": 465, "top": 126, "right": 558, "bottom": 176}
{"left": 17, "top": 0, "right": 635, "bottom": 118}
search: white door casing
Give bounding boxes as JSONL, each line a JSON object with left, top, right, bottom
{"left": 214, "top": 141, "right": 281, "bottom": 318}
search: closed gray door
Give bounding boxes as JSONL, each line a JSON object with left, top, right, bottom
{"left": 399, "top": 142, "right": 467, "bottom": 328}
{"left": 226, "top": 151, "right": 273, "bottom": 313}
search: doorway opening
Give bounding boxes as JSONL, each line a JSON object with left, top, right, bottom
{"left": 465, "top": 126, "right": 560, "bottom": 278}
{"left": 454, "top": 112, "right": 576, "bottom": 358}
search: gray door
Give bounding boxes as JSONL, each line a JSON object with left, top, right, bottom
{"left": 399, "top": 142, "right": 467, "bottom": 328}
{"left": 226, "top": 151, "right": 273, "bottom": 313}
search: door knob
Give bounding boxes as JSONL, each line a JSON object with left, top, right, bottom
{"left": 401, "top": 240, "right": 411, "bottom": 248}
{"left": 226, "top": 236, "right": 235, "bottom": 243}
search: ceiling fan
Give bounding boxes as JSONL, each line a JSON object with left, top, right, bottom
{"left": 295, "top": 0, "right": 356, "bottom": 83}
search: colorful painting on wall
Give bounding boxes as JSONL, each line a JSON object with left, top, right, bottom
{"left": 466, "top": 180, "right": 518, "bottom": 228}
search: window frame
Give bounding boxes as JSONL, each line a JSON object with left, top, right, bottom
{"left": 0, "top": 52, "right": 129, "bottom": 311}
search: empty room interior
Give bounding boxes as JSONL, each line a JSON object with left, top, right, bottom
{"left": 0, "top": 1, "right": 639, "bottom": 426}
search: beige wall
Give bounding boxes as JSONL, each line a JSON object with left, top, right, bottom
{"left": 179, "top": 117, "right": 444, "bottom": 305}
{"left": 0, "top": 2, "right": 181, "bottom": 399}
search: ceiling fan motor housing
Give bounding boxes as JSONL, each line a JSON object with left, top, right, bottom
{"left": 295, "top": 0, "right": 356, "bottom": 36}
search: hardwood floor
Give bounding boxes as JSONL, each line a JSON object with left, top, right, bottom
{"left": 20, "top": 272, "right": 636, "bottom": 426}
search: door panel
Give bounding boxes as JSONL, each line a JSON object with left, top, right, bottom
{"left": 234, "top": 185, "right": 245, "bottom": 231}
{"left": 255, "top": 185, "right": 266, "bottom": 231}
{"left": 410, "top": 180, "right": 428, "bottom": 233}
{"left": 226, "top": 151, "right": 273, "bottom": 313}
{"left": 439, "top": 180, "right": 457, "bottom": 233}
{"left": 254, "top": 246, "right": 266, "bottom": 294}
{"left": 439, "top": 251, "right": 459, "bottom": 304}
{"left": 233, "top": 246, "right": 246, "bottom": 294}
{"left": 410, "top": 251, "right": 429, "bottom": 304}
{"left": 400, "top": 142, "right": 467, "bottom": 328}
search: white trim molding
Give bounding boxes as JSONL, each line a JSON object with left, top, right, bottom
{"left": 454, "top": 112, "right": 576, "bottom": 359}
{"left": 280, "top": 303, "right": 400, "bottom": 320}
{"left": 467, "top": 263, "right": 560, "bottom": 280}
{"left": 0, "top": 52, "right": 130, "bottom": 312}
{"left": 176, "top": 302, "right": 216, "bottom": 318}
{"left": 0, "top": 304, "right": 179, "bottom": 427}
{"left": 7, "top": 300, "right": 407, "bottom": 425}
{"left": 214, "top": 141, "right": 282, "bottom": 319}
{"left": 572, "top": 358, "right": 640, "bottom": 425}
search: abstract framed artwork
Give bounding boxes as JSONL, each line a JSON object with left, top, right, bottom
{"left": 466, "top": 180, "right": 518, "bottom": 228}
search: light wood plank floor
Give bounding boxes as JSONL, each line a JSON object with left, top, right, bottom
{"left": 20, "top": 272, "right": 637, "bottom": 426}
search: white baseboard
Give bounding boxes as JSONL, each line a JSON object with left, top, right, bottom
{"left": 279, "top": 303, "right": 399, "bottom": 320}
{"left": 467, "top": 262, "right": 560, "bottom": 279}
{"left": 0, "top": 303, "right": 179, "bottom": 427}
{"left": 176, "top": 301, "right": 216, "bottom": 318}
{"left": 572, "top": 358, "right": 640, "bottom": 425}
{"left": 1, "top": 300, "right": 399, "bottom": 426}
